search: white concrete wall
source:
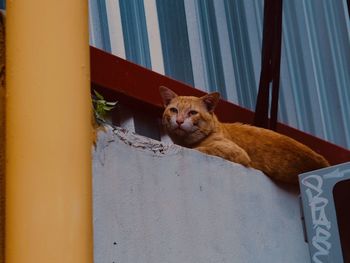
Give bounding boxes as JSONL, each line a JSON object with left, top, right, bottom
{"left": 93, "top": 126, "right": 310, "bottom": 263}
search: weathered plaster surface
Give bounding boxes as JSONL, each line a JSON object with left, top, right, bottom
{"left": 93, "top": 126, "right": 310, "bottom": 263}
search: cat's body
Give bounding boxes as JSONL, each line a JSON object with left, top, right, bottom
{"left": 159, "top": 86, "right": 329, "bottom": 184}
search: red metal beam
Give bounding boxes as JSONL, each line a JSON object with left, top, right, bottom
{"left": 90, "top": 46, "right": 350, "bottom": 166}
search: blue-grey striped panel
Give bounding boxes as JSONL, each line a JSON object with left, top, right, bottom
{"left": 224, "top": 0, "right": 257, "bottom": 110}
{"left": 196, "top": 0, "right": 227, "bottom": 98}
{"left": 156, "top": 0, "right": 194, "bottom": 86}
{"left": 119, "top": 0, "right": 152, "bottom": 69}
{"left": 289, "top": 0, "right": 350, "bottom": 147}
{"left": 89, "top": 0, "right": 111, "bottom": 52}
{"left": 282, "top": 0, "right": 316, "bottom": 134}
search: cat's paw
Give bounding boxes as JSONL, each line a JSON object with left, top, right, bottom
{"left": 194, "top": 145, "right": 251, "bottom": 168}
{"left": 194, "top": 146, "right": 210, "bottom": 154}
{"left": 234, "top": 153, "right": 251, "bottom": 168}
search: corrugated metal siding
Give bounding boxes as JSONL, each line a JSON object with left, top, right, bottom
{"left": 89, "top": 0, "right": 112, "bottom": 53}
{"left": 89, "top": 0, "right": 350, "bottom": 149}
{"left": 156, "top": 0, "right": 194, "bottom": 85}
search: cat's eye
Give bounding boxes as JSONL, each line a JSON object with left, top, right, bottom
{"left": 188, "top": 110, "right": 198, "bottom": 116}
{"left": 169, "top": 107, "right": 178, "bottom": 113}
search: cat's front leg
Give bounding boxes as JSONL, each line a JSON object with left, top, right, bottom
{"left": 194, "top": 141, "right": 251, "bottom": 167}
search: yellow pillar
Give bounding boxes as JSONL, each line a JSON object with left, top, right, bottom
{"left": 0, "top": 10, "right": 5, "bottom": 263}
{"left": 6, "top": 1, "right": 92, "bottom": 262}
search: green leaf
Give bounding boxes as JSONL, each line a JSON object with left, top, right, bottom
{"left": 92, "top": 89, "right": 118, "bottom": 122}
{"left": 106, "top": 101, "right": 118, "bottom": 106}
{"left": 103, "top": 105, "right": 115, "bottom": 111}
{"left": 93, "top": 90, "right": 104, "bottom": 100}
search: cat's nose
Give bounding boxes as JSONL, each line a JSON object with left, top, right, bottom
{"left": 176, "top": 119, "right": 184, "bottom": 126}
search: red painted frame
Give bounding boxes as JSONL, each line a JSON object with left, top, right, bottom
{"left": 90, "top": 46, "right": 350, "bottom": 166}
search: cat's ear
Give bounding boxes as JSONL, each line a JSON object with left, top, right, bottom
{"left": 159, "top": 86, "right": 178, "bottom": 106}
{"left": 201, "top": 92, "right": 220, "bottom": 112}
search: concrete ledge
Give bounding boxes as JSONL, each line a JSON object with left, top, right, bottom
{"left": 93, "top": 126, "right": 310, "bottom": 263}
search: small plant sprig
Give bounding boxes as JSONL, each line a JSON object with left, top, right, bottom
{"left": 92, "top": 90, "right": 118, "bottom": 123}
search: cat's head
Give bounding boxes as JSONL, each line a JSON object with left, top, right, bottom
{"left": 159, "top": 86, "right": 220, "bottom": 146}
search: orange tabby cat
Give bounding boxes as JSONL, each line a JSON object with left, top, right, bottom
{"left": 159, "top": 86, "right": 329, "bottom": 184}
